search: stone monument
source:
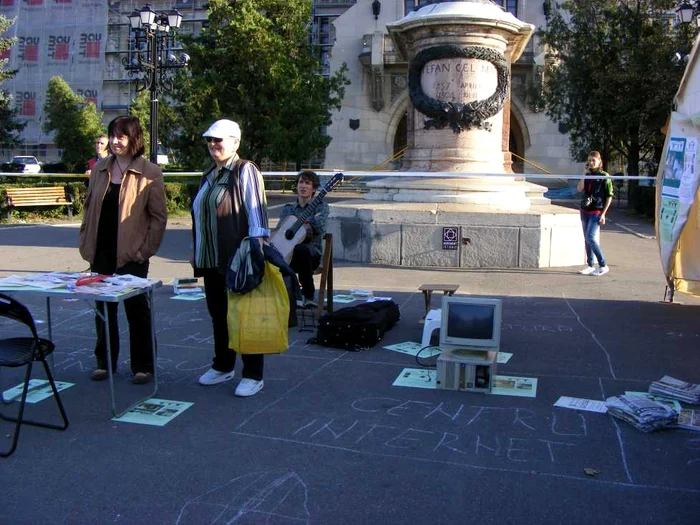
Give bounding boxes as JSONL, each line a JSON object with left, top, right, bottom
{"left": 326, "top": 1, "right": 584, "bottom": 268}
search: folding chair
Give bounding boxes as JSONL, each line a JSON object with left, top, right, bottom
{"left": 0, "top": 293, "right": 69, "bottom": 457}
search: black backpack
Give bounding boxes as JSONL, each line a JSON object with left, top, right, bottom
{"left": 308, "top": 300, "right": 400, "bottom": 351}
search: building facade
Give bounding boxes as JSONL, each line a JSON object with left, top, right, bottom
{"left": 0, "top": 0, "right": 207, "bottom": 163}
{"left": 2, "top": 0, "right": 576, "bottom": 176}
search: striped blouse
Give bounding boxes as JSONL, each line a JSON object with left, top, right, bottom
{"left": 192, "top": 155, "right": 269, "bottom": 269}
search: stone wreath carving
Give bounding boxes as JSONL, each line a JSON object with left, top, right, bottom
{"left": 409, "top": 45, "right": 509, "bottom": 133}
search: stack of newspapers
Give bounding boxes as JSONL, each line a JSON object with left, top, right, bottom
{"left": 649, "top": 376, "right": 700, "bottom": 404}
{"left": 605, "top": 395, "right": 678, "bottom": 433}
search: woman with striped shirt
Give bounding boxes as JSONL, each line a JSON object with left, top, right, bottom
{"left": 191, "top": 119, "right": 270, "bottom": 397}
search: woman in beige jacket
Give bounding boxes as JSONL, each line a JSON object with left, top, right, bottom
{"left": 79, "top": 116, "right": 167, "bottom": 384}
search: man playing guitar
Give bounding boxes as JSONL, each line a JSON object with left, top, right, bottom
{"left": 277, "top": 171, "right": 329, "bottom": 308}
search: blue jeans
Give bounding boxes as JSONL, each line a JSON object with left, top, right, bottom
{"left": 580, "top": 212, "right": 606, "bottom": 267}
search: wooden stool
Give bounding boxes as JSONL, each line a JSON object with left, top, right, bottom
{"left": 314, "top": 233, "right": 333, "bottom": 319}
{"left": 418, "top": 284, "right": 459, "bottom": 316}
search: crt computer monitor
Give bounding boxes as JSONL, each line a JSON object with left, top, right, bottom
{"left": 439, "top": 295, "right": 502, "bottom": 350}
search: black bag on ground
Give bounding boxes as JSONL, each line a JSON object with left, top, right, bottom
{"left": 308, "top": 300, "right": 400, "bottom": 351}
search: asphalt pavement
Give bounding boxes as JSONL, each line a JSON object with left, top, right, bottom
{"left": 1, "top": 197, "right": 699, "bottom": 525}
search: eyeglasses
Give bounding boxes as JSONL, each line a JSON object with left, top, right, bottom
{"left": 205, "top": 137, "right": 223, "bottom": 143}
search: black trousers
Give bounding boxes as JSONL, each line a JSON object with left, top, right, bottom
{"left": 289, "top": 244, "right": 321, "bottom": 300}
{"left": 201, "top": 269, "right": 264, "bottom": 381}
{"left": 93, "top": 261, "right": 154, "bottom": 375}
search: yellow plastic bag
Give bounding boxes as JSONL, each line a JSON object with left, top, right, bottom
{"left": 227, "top": 261, "right": 289, "bottom": 354}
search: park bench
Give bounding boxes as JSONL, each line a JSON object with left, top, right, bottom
{"left": 2, "top": 186, "right": 73, "bottom": 221}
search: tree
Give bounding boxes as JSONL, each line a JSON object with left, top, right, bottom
{"left": 0, "top": 14, "right": 25, "bottom": 149}
{"left": 537, "top": 0, "right": 694, "bottom": 176}
{"left": 128, "top": 90, "right": 179, "bottom": 162}
{"left": 42, "top": 76, "right": 105, "bottom": 172}
{"left": 173, "top": 0, "right": 349, "bottom": 169}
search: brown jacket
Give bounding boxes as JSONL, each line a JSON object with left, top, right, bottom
{"left": 79, "top": 155, "right": 167, "bottom": 270}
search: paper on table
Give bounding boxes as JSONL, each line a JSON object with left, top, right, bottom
{"left": 104, "top": 274, "right": 159, "bottom": 288}
{"left": 70, "top": 282, "right": 134, "bottom": 295}
{"left": 554, "top": 396, "right": 608, "bottom": 413}
{"left": 0, "top": 274, "right": 64, "bottom": 289}
{"left": 0, "top": 275, "right": 27, "bottom": 287}
{"left": 0, "top": 272, "right": 86, "bottom": 289}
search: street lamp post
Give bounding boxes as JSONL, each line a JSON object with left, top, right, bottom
{"left": 123, "top": 4, "right": 189, "bottom": 164}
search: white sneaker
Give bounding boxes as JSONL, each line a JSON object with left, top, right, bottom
{"left": 235, "top": 378, "right": 264, "bottom": 397}
{"left": 592, "top": 266, "right": 609, "bottom": 276}
{"left": 198, "top": 368, "right": 235, "bottom": 386}
{"left": 579, "top": 266, "right": 596, "bottom": 275}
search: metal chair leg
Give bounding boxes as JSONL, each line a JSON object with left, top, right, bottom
{"left": 0, "top": 363, "right": 33, "bottom": 458}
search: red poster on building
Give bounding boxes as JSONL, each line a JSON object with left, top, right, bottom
{"left": 24, "top": 44, "right": 38, "bottom": 61}
{"left": 22, "top": 98, "right": 36, "bottom": 116}
{"left": 86, "top": 41, "right": 100, "bottom": 58}
{"left": 54, "top": 43, "right": 69, "bottom": 60}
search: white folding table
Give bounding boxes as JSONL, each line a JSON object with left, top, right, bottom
{"left": 0, "top": 279, "right": 161, "bottom": 417}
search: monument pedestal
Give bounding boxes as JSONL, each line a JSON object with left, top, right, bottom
{"left": 363, "top": 176, "right": 551, "bottom": 209}
{"left": 326, "top": 202, "right": 583, "bottom": 269}
{"left": 325, "top": 2, "right": 584, "bottom": 269}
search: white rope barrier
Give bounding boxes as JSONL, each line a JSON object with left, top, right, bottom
{"left": 0, "top": 170, "right": 658, "bottom": 181}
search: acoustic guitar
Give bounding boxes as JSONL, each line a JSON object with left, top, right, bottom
{"left": 270, "top": 172, "right": 344, "bottom": 263}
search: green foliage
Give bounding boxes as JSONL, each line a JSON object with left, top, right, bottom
{"left": 42, "top": 76, "right": 105, "bottom": 172}
{"left": 537, "top": 0, "right": 693, "bottom": 175}
{"left": 0, "top": 14, "right": 25, "bottom": 149}
{"left": 129, "top": 90, "right": 179, "bottom": 160}
{"left": 173, "top": 0, "right": 349, "bottom": 168}
{"left": 163, "top": 181, "right": 198, "bottom": 214}
{"left": 0, "top": 14, "right": 17, "bottom": 85}
{"left": 0, "top": 91, "right": 25, "bottom": 149}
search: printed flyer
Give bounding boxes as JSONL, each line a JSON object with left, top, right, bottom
{"left": 656, "top": 112, "right": 700, "bottom": 297}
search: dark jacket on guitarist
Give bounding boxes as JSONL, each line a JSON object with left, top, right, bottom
{"left": 276, "top": 171, "right": 330, "bottom": 306}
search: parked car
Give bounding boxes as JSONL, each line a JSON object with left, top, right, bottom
{"left": 156, "top": 143, "right": 169, "bottom": 166}
{"left": 10, "top": 155, "right": 42, "bottom": 174}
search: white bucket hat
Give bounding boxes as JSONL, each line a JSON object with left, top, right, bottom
{"left": 202, "top": 119, "right": 241, "bottom": 140}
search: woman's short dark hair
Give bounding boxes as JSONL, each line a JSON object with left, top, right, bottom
{"left": 108, "top": 116, "right": 145, "bottom": 158}
{"left": 296, "top": 171, "right": 320, "bottom": 190}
